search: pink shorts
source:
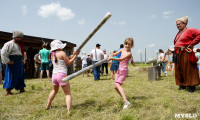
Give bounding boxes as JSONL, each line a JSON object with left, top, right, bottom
{"left": 114, "top": 69, "right": 128, "bottom": 85}
{"left": 52, "top": 73, "right": 69, "bottom": 86}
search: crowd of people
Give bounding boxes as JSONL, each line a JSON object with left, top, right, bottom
{"left": 0, "top": 15, "right": 200, "bottom": 112}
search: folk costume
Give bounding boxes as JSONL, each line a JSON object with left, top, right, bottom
{"left": 174, "top": 16, "right": 200, "bottom": 92}
{"left": 1, "top": 31, "right": 26, "bottom": 95}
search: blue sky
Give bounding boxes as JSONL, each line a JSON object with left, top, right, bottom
{"left": 1, "top": 0, "right": 200, "bottom": 62}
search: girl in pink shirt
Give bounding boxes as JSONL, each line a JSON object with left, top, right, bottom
{"left": 108, "top": 38, "right": 134, "bottom": 110}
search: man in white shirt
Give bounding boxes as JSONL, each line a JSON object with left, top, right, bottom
{"left": 90, "top": 44, "right": 104, "bottom": 80}
{"left": 101, "top": 49, "right": 109, "bottom": 75}
{"left": 1, "top": 31, "right": 26, "bottom": 96}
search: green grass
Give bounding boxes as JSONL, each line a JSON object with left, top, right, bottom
{"left": 0, "top": 65, "right": 200, "bottom": 120}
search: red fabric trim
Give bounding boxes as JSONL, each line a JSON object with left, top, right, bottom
{"left": 20, "top": 39, "right": 24, "bottom": 59}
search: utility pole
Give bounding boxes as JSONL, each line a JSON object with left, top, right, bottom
{"left": 140, "top": 51, "right": 142, "bottom": 63}
{"left": 145, "top": 48, "right": 146, "bottom": 64}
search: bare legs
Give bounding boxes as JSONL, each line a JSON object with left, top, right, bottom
{"left": 114, "top": 83, "right": 131, "bottom": 109}
{"left": 172, "top": 63, "right": 175, "bottom": 75}
{"left": 40, "top": 70, "right": 50, "bottom": 81}
{"left": 62, "top": 84, "right": 71, "bottom": 113}
{"left": 46, "top": 84, "right": 71, "bottom": 113}
{"left": 40, "top": 70, "right": 44, "bottom": 81}
{"left": 82, "top": 71, "right": 89, "bottom": 77}
{"left": 111, "top": 71, "right": 116, "bottom": 80}
{"left": 114, "top": 83, "right": 128, "bottom": 102}
{"left": 46, "top": 70, "right": 50, "bottom": 81}
{"left": 46, "top": 85, "right": 59, "bottom": 109}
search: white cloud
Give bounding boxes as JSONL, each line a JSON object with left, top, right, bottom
{"left": 78, "top": 19, "right": 85, "bottom": 25}
{"left": 150, "top": 14, "right": 156, "bottom": 19}
{"left": 38, "top": 2, "right": 75, "bottom": 21}
{"left": 21, "top": 5, "right": 27, "bottom": 16}
{"left": 163, "top": 11, "right": 173, "bottom": 19}
{"left": 148, "top": 43, "right": 155, "bottom": 48}
{"left": 163, "top": 11, "right": 173, "bottom": 15}
{"left": 110, "top": 21, "right": 117, "bottom": 25}
{"left": 163, "top": 15, "right": 170, "bottom": 19}
{"left": 119, "top": 21, "right": 126, "bottom": 25}
{"left": 110, "top": 21, "right": 126, "bottom": 25}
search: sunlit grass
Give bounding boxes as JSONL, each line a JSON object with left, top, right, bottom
{"left": 0, "top": 65, "right": 200, "bottom": 120}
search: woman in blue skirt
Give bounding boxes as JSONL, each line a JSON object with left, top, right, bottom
{"left": 1, "top": 31, "right": 26, "bottom": 96}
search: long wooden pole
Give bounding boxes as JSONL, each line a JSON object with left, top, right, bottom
{"left": 76, "top": 12, "right": 112, "bottom": 52}
{"left": 63, "top": 59, "right": 107, "bottom": 81}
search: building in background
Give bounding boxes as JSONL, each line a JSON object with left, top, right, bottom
{"left": 0, "top": 31, "right": 76, "bottom": 77}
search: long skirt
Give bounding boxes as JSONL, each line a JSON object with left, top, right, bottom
{"left": 3, "top": 55, "right": 26, "bottom": 90}
{"left": 175, "top": 51, "right": 200, "bottom": 86}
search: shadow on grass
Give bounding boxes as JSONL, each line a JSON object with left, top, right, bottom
{"left": 73, "top": 99, "right": 97, "bottom": 110}
{"left": 99, "top": 78, "right": 112, "bottom": 81}
{"left": 126, "top": 95, "right": 150, "bottom": 108}
{"left": 155, "top": 76, "right": 164, "bottom": 81}
{"left": 128, "top": 96, "right": 149, "bottom": 100}
{"left": 127, "top": 75, "right": 135, "bottom": 77}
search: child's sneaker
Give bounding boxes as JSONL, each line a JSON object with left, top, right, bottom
{"left": 123, "top": 101, "right": 131, "bottom": 109}
{"left": 0, "top": 81, "right": 3, "bottom": 84}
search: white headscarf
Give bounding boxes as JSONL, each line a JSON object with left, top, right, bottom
{"left": 176, "top": 16, "right": 188, "bottom": 25}
{"left": 12, "top": 30, "right": 24, "bottom": 38}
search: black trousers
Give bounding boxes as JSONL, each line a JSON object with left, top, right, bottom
{"left": 101, "top": 63, "right": 108, "bottom": 74}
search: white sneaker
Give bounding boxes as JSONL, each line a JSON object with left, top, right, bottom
{"left": 123, "top": 101, "right": 131, "bottom": 109}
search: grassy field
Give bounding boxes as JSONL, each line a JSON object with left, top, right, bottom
{"left": 0, "top": 65, "right": 200, "bottom": 120}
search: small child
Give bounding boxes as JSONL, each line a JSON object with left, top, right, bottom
{"left": 108, "top": 38, "right": 134, "bottom": 110}
{"left": 110, "top": 50, "right": 119, "bottom": 80}
{"left": 81, "top": 52, "right": 89, "bottom": 77}
{"left": 46, "top": 40, "right": 79, "bottom": 113}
